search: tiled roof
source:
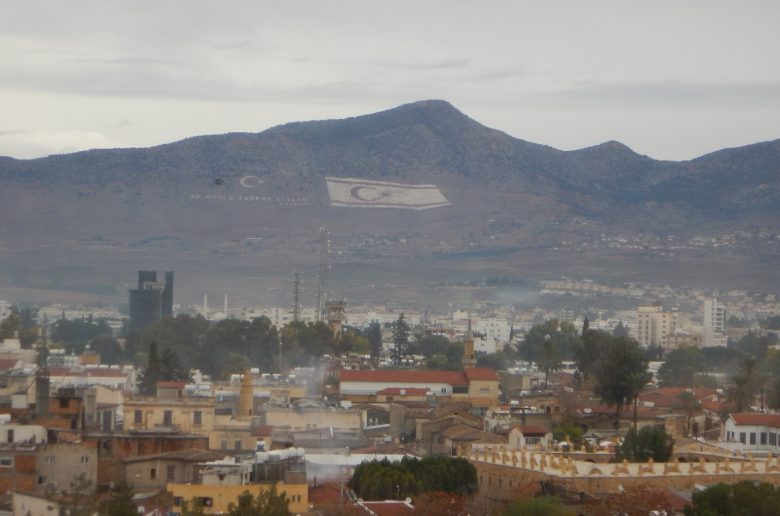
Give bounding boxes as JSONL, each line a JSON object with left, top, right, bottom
{"left": 338, "top": 369, "right": 468, "bottom": 385}
{"left": 0, "top": 359, "right": 19, "bottom": 372}
{"left": 156, "top": 381, "right": 186, "bottom": 388}
{"left": 251, "top": 425, "right": 274, "bottom": 437}
{"left": 701, "top": 399, "right": 728, "bottom": 413}
{"left": 464, "top": 368, "right": 499, "bottom": 381}
{"left": 730, "top": 413, "right": 780, "bottom": 427}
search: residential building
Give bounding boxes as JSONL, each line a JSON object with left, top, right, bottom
{"left": 635, "top": 305, "right": 677, "bottom": 349}
{"left": 723, "top": 413, "right": 780, "bottom": 452}
{"left": 703, "top": 297, "right": 728, "bottom": 347}
{"left": 168, "top": 450, "right": 308, "bottom": 514}
{"left": 124, "top": 382, "right": 215, "bottom": 436}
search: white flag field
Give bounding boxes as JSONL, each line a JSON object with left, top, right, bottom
{"left": 325, "top": 177, "right": 451, "bottom": 210}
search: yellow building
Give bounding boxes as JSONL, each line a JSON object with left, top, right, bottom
{"left": 124, "top": 383, "right": 215, "bottom": 436}
{"left": 636, "top": 305, "right": 678, "bottom": 349}
{"left": 167, "top": 451, "right": 308, "bottom": 514}
{"left": 169, "top": 482, "right": 308, "bottom": 514}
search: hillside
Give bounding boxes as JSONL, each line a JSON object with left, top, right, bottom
{"left": 1, "top": 100, "right": 778, "bottom": 305}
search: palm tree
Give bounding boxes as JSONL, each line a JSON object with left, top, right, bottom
{"left": 727, "top": 356, "right": 759, "bottom": 412}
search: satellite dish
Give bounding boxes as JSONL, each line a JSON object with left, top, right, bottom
{"left": 137, "top": 506, "right": 145, "bottom": 514}
{"left": 395, "top": 438, "right": 400, "bottom": 444}
{"left": 405, "top": 497, "right": 412, "bottom": 504}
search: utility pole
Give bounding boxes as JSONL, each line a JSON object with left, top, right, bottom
{"left": 316, "top": 227, "right": 331, "bottom": 322}
{"left": 292, "top": 271, "right": 302, "bottom": 323}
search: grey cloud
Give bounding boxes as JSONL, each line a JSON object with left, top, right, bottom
{"left": 545, "top": 81, "right": 780, "bottom": 108}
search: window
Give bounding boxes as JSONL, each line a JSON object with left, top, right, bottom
{"left": 6, "top": 429, "right": 13, "bottom": 443}
{"left": 526, "top": 436, "right": 541, "bottom": 445}
{"left": 750, "top": 433, "right": 756, "bottom": 445}
{"left": 163, "top": 410, "right": 173, "bottom": 426}
{"left": 194, "top": 410, "right": 202, "bottom": 425}
{"left": 772, "top": 433, "right": 778, "bottom": 446}
{"left": 761, "top": 432, "right": 768, "bottom": 445}
{"left": 0, "top": 456, "right": 13, "bottom": 467}
{"left": 220, "top": 439, "right": 227, "bottom": 450}
{"left": 80, "top": 456, "right": 89, "bottom": 464}
{"left": 45, "top": 456, "right": 55, "bottom": 465}
{"left": 234, "top": 439, "right": 242, "bottom": 451}
{"left": 740, "top": 432, "right": 746, "bottom": 444}
{"left": 60, "top": 398, "right": 69, "bottom": 409}
{"left": 167, "top": 465, "right": 176, "bottom": 481}
{"left": 479, "top": 388, "right": 489, "bottom": 393}
{"left": 150, "top": 468, "right": 156, "bottom": 480}
{"left": 38, "top": 475, "right": 46, "bottom": 485}
{"left": 134, "top": 410, "right": 142, "bottom": 424}
{"left": 173, "top": 497, "right": 183, "bottom": 507}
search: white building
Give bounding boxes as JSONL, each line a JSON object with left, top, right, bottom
{"left": 474, "top": 317, "right": 512, "bottom": 345}
{"left": 703, "top": 298, "right": 728, "bottom": 347}
{"left": 635, "top": 305, "right": 677, "bottom": 349}
{"left": 0, "top": 300, "right": 10, "bottom": 321}
{"left": 723, "top": 413, "right": 780, "bottom": 452}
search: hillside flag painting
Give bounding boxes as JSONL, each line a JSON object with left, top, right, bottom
{"left": 326, "top": 177, "right": 451, "bottom": 210}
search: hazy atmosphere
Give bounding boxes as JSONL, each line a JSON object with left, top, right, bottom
{"left": 2, "top": 1, "right": 779, "bottom": 160}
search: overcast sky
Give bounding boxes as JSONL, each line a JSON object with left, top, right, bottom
{"left": 1, "top": 1, "right": 778, "bottom": 160}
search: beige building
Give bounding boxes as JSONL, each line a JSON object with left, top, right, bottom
{"left": 123, "top": 448, "right": 226, "bottom": 490}
{"left": 260, "top": 405, "right": 363, "bottom": 431}
{"left": 636, "top": 305, "right": 678, "bottom": 349}
{"left": 124, "top": 384, "right": 215, "bottom": 436}
{"left": 35, "top": 442, "right": 97, "bottom": 493}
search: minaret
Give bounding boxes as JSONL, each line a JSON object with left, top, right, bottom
{"left": 223, "top": 293, "right": 228, "bottom": 317}
{"left": 203, "top": 293, "right": 208, "bottom": 317}
{"left": 238, "top": 370, "right": 253, "bottom": 418}
{"left": 462, "top": 313, "right": 477, "bottom": 370}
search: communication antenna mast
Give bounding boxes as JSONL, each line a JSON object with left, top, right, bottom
{"left": 292, "top": 271, "right": 302, "bottom": 323}
{"left": 316, "top": 227, "right": 331, "bottom": 322}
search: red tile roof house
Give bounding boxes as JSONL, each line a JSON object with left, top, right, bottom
{"left": 722, "top": 413, "right": 780, "bottom": 453}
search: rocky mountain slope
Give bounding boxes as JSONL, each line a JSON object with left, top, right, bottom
{"left": 1, "top": 100, "right": 778, "bottom": 304}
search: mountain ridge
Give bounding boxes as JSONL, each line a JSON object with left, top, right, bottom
{"left": 1, "top": 100, "right": 778, "bottom": 304}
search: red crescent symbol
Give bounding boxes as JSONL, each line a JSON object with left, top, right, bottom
{"left": 350, "top": 185, "right": 384, "bottom": 202}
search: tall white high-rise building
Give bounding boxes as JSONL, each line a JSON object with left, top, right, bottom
{"left": 703, "top": 298, "right": 727, "bottom": 347}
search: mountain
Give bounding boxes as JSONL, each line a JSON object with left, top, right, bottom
{"left": 1, "top": 100, "right": 778, "bottom": 305}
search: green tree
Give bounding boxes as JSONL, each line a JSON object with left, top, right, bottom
{"left": 553, "top": 420, "right": 584, "bottom": 449}
{"left": 59, "top": 473, "right": 100, "bottom": 516}
{"left": 617, "top": 426, "right": 674, "bottom": 462}
{"left": 138, "top": 341, "right": 161, "bottom": 395}
{"left": 592, "top": 336, "right": 650, "bottom": 431}
{"left": 501, "top": 496, "right": 574, "bottom": 516}
{"left": 365, "top": 322, "right": 383, "bottom": 364}
{"left": 160, "top": 347, "right": 191, "bottom": 382}
{"left": 612, "top": 321, "right": 630, "bottom": 338}
{"left": 727, "top": 355, "right": 760, "bottom": 412}
{"left": 657, "top": 346, "right": 704, "bottom": 387}
{"left": 51, "top": 317, "right": 111, "bottom": 354}
{"left": 676, "top": 391, "right": 701, "bottom": 437}
{"left": 577, "top": 329, "right": 611, "bottom": 381}
{"left": 392, "top": 314, "right": 411, "bottom": 366}
{"left": 104, "top": 481, "right": 137, "bottom": 516}
{"left": 0, "top": 311, "right": 21, "bottom": 339}
{"left": 521, "top": 320, "right": 579, "bottom": 387}
{"left": 226, "top": 486, "right": 291, "bottom": 516}
{"left": 685, "top": 481, "right": 780, "bottom": 516}
{"left": 88, "top": 334, "right": 124, "bottom": 364}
